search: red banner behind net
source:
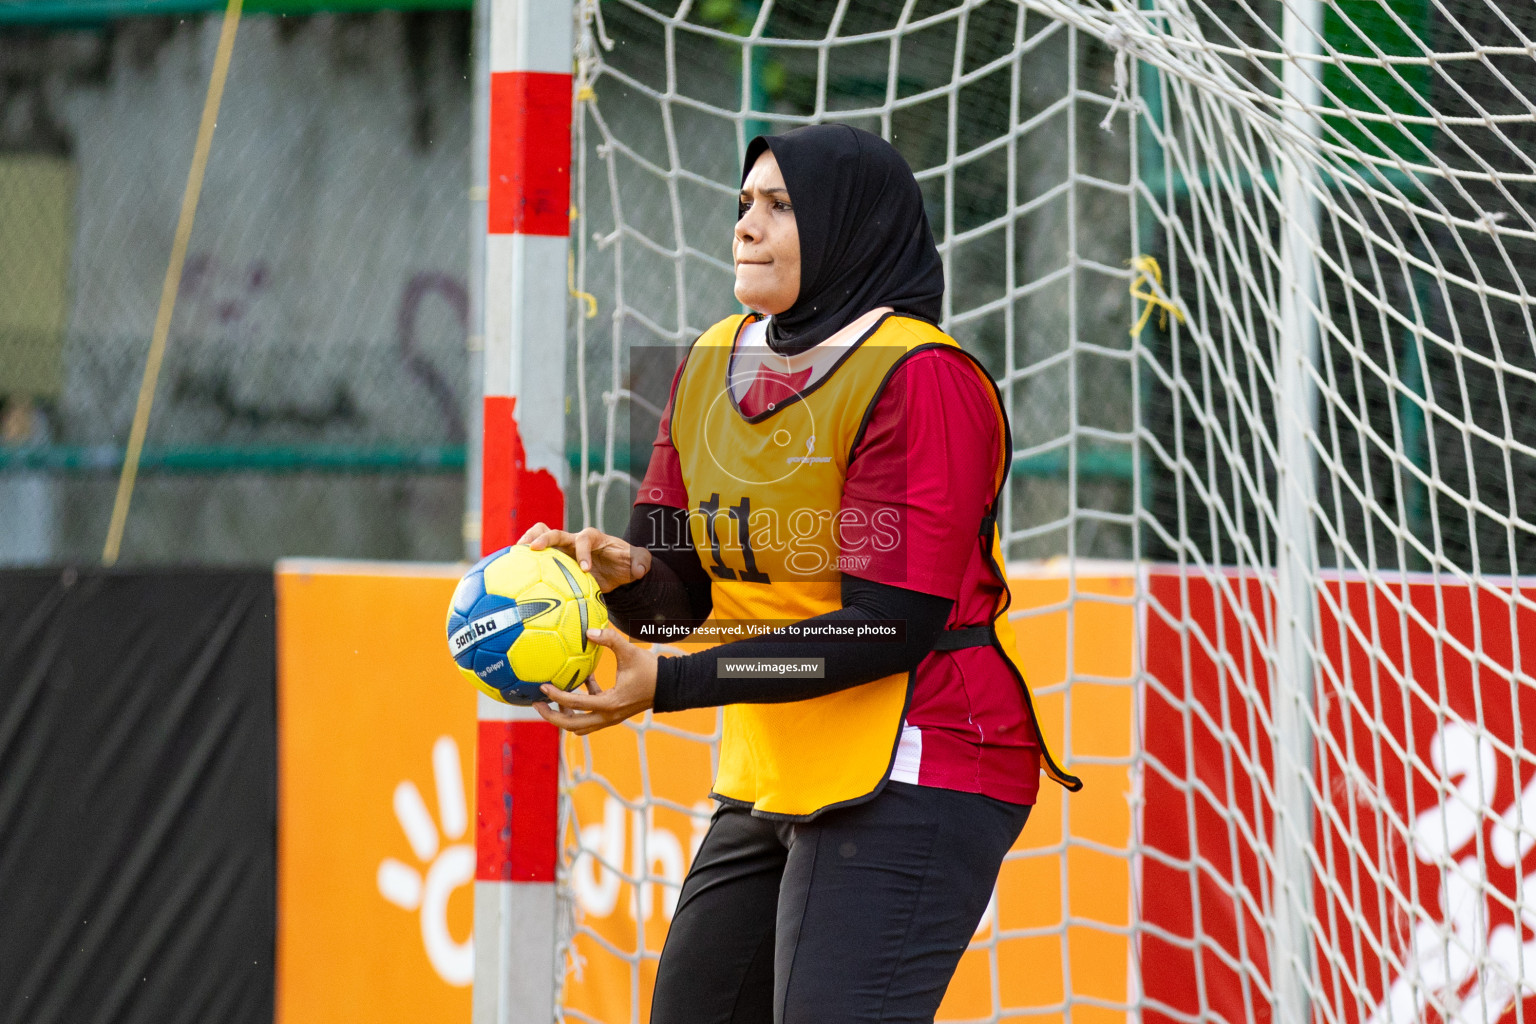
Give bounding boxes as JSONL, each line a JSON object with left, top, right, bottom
{"left": 1144, "top": 568, "right": 1536, "bottom": 1024}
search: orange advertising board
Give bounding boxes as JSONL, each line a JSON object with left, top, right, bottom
{"left": 274, "top": 561, "right": 1137, "bottom": 1023}
{"left": 943, "top": 571, "right": 1138, "bottom": 1024}
{"left": 275, "top": 560, "right": 477, "bottom": 1024}
{"left": 561, "top": 568, "right": 1139, "bottom": 1024}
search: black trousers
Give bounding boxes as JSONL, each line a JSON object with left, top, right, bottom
{"left": 650, "top": 781, "right": 1031, "bottom": 1024}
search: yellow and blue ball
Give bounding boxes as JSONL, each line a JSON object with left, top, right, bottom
{"left": 446, "top": 544, "right": 609, "bottom": 705}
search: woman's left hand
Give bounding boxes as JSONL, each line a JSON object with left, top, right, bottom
{"left": 535, "top": 627, "right": 658, "bottom": 735}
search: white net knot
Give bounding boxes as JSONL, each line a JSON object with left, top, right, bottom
{"left": 1098, "top": 25, "right": 1133, "bottom": 133}
{"left": 1478, "top": 210, "right": 1509, "bottom": 234}
{"left": 575, "top": 0, "right": 614, "bottom": 105}
{"left": 578, "top": 0, "right": 614, "bottom": 52}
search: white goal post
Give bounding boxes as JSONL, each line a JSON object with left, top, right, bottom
{"left": 475, "top": 1, "right": 1536, "bottom": 1022}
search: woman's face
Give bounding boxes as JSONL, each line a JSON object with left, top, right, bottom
{"left": 734, "top": 149, "right": 801, "bottom": 316}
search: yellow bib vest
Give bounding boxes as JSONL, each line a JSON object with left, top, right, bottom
{"left": 668, "top": 312, "right": 1081, "bottom": 818}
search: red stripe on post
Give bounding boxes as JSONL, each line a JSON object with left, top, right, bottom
{"left": 482, "top": 395, "right": 516, "bottom": 555}
{"left": 481, "top": 396, "right": 566, "bottom": 556}
{"left": 476, "top": 719, "right": 560, "bottom": 882}
{"left": 488, "top": 71, "right": 573, "bottom": 237}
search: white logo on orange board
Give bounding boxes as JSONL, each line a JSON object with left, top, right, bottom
{"left": 572, "top": 797, "right": 715, "bottom": 923}
{"left": 376, "top": 735, "right": 475, "bottom": 986}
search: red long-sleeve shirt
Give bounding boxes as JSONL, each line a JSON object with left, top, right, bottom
{"left": 638, "top": 343, "right": 1041, "bottom": 805}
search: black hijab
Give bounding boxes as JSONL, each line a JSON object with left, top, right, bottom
{"left": 742, "top": 124, "right": 944, "bottom": 354}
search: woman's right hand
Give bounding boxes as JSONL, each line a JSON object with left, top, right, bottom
{"left": 516, "top": 523, "right": 652, "bottom": 594}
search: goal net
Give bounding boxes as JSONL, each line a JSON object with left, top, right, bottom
{"left": 550, "top": 0, "right": 1536, "bottom": 1021}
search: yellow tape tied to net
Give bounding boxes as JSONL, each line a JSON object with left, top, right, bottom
{"left": 1128, "top": 254, "right": 1186, "bottom": 338}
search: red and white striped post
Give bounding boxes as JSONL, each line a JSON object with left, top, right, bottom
{"left": 472, "top": 0, "right": 572, "bottom": 1021}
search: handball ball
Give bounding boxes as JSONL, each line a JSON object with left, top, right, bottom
{"left": 447, "top": 544, "right": 610, "bottom": 705}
